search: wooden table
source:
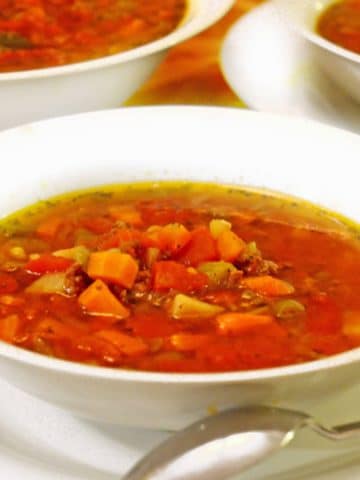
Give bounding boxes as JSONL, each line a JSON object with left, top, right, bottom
{"left": 127, "top": 0, "right": 263, "bottom": 108}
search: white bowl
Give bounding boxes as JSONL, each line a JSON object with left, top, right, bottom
{"left": 1, "top": 106, "right": 360, "bottom": 430}
{"left": 0, "top": 0, "right": 233, "bottom": 131}
{"left": 275, "top": 0, "right": 360, "bottom": 104}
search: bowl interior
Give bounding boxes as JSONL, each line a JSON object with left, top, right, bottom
{"left": 0, "top": 0, "right": 234, "bottom": 81}
{"left": 275, "top": 0, "right": 360, "bottom": 63}
{"left": 1, "top": 106, "right": 359, "bottom": 221}
{"left": 1, "top": 106, "right": 360, "bottom": 381}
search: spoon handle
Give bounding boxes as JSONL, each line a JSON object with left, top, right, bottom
{"left": 309, "top": 419, "right": 360, "bottom": 440}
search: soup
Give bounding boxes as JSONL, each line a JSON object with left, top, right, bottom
{"left": 0, "top": 0, "right": 186, "bottom": 72}
{"left": 0, "top": 182, "right": 359, "bottom": 373}
{"left": 317, "top": 0, "right": 360, "bottom": 54}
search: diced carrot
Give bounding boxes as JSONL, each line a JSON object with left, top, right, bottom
{"left": 176, "top": 227, "right": 218, "bottom": 266}
{"left": 242, "top": 275, "right": 295, "bottom": 296}
{"left": 159, "top": 223, "right": 191, "bottom": 253}
{"left": 152, "top": 261, "right": 208, "bottom": 292}
{"left": 171, "top": 333, "right": 212, "bottom": 351}
{"left": 0, "top": 273, "right": 18, "bottom": 293}
{"left": 108, "top": 205, "right": 143, "bottom": 226}
{"left": 76, "top": 335, "right": 120, "bottom": 364}
{"left": 79, "top": 216, "right": 113, "bottom": 234}
{"left": 96, "top": 329, "right": 148, "bottom": 356}
{"left": 141, "top": 223, "right": 191, "bottom": 254}
{"left": 217, "top": 230, "right": 245, "bottom": 262}
{"left": 25, "top": 254, "right": 74, "bottom": 275}
{"left": 216, "top": 312, "right": 274, "bottom": 334}
{"left": 36, "top": 217, "right": 63, "bottom": 239}
{"left": 0, "top": 314, "right": 21, "bottom": 342}
{"left": 34, "top": 316, "right": 78, "bottom": 339}
{"left": 87, "top": 251, "right": 138, "bottom": 288}
{"left": 96, "top": 228, "right": 141, "bottom": 250}
{"left": 78, "top": 279, "right": 130, "bottom": 319}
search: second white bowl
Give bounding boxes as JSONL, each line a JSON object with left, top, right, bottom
{"left": 275, "top": 0, "right": 360, "bottom": 104}
{"left": 0, "top": 0, "right": 233, "bottom": 130}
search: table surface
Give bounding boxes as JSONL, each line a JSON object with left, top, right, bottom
{"left": 127, "top": 0, "right": 263, "bottom": 108}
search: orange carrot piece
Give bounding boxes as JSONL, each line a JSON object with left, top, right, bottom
{"left": 242, "top": 275, "right": 295, "bottom": 296}
{"left": 217, "top": 230, "right": 245, "bottom": 262}
{"left": 142, "top": 223, "right": 191, "bottom": 254}
{"left": 160, "top": 223, "right": 191, "bottom": 253}
{"left": 35, "top": 317, "right": 78, "bottom": 339}
{"left": 108, "top": 205, "right": 143, "bottom": 226}
{"left": 78, "top": 279, "right": 130, "bottom": 319}
{"left": 96, "top": 329, "right": 148, "bottom": 356}
{"left": 87, "top": 251, "right": 138, "bottom": 288}
{"left": 36, "top": 217, "right": 63, "bottom": 239}
{"left": 216, "top": 312, "right": 274, "bottom": 334}
{"left": 171, "top": 333, "right": 212, "bottom": 351}
{"left": 0, "top": 314, "right": 21, "bottom": 342}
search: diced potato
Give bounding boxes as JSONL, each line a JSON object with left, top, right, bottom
{"left": 198, "top": 261, "right": 237, "bottom": 285}
{"left": 209, "top": 219, "right": 232, "bottom": 239}
{"left": 9, "top": 246, "right": 27, "bottom": 261}
{"left": 171, "top": 294, "right": 224, "bottom": 319}
{"left": 54, "top": 246, "right": 90, "bottom": 267}
{"left": 26, "top": 273, "right": 67, "bottom": 295}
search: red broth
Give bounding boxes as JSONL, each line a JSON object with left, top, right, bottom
{"left": 317, "top": 0, "right": 360, "bottom": 54}
{"left": 0, "top": 182, "right": 359, "bottom": 373}
{"left": 0, "top": 0, "right": 185, "bottom": 72}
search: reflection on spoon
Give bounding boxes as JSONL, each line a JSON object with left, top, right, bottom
{"left": 123, "top": 405, "right": 360, "bottom": 480}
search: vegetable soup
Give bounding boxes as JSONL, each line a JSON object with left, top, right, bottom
{"left": 0, "top": 182, "right": 359, "bottom": 373}
{"left": 0, "top": 0, "right": 186, "bottom": 72}
{"left": 317, "top": 0, "right": 360, "bottom": 54}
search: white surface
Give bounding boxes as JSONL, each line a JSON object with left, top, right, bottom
{"left": 1, "top": 106, "right": 360, "bottom": 430}
{"left": 0, "top": 0, "right": 234, "bottom": 130}
{"left": 2, "top": 376, "right": 360, "bottom": 480}
{"left": 220, "top": 1, "right": 360, "bottom": 132}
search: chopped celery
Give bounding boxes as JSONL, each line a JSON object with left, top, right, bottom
{"left": 209, "top": 219, "right": 232, "bottom": 239}
{"left": 171, "top": 294, "right": 224, "bottom": 319}
{"left": 54, "top": 246, "right": 90, "bottom": 266}
{"left": 198, "top": 261, "right": 236, "bottom": 285}
{"left": 273, "top": 299, "right": 305, "bottom": 318}
{"left": 26, "top": 273, "right": 67, "bottom": 295}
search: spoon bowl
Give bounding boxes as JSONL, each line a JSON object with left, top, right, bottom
{"left": 124, "top": 405, "right": 360, "bottom": 480}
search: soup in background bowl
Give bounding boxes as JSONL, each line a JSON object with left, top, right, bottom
{"left": 0, "top": 0, "right": 234, "bottom": 130}
{"left": 1, "top": 106, "right": 360, "bottom": 429}
{"left": 275, "top": 0, "right": 360, "bottom": 104}
{"left": 0, "top": 0, "right": 186, "bottom": 73}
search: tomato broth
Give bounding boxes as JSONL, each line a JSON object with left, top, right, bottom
{"left": 0, "top": 182, "right": 359, "bottom": 373}
{"left": 317, "top": 0, "right": 360, "bottom": 54}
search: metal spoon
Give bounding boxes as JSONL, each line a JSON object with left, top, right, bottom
{"left": 123, "top": 405, "right": 360, "bottom": 480}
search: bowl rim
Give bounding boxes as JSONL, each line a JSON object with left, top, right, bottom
{"left": 276, "top": 0, "right": 360, "bottom": 65}
{"left": 0, "top": 104, "right": 360, "bottom": 385}
{"left": 1, "top": 337, "right": 360, "bottom": 383}
{"left": 0, "top": 0, "right": 234, "bottom": 82}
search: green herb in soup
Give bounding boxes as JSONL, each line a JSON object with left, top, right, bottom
{"left": 0, "top": 182, "right": 359, "bottom": 373}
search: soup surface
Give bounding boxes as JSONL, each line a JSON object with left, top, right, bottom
{"left": 0, "top": 0, "right": 185, "bottom": 72}
{"left": 0, "top": 182, "right": 359, "bottom": 373}
{"left": 317, "top": 0, "right": 360, "bottom": 54}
